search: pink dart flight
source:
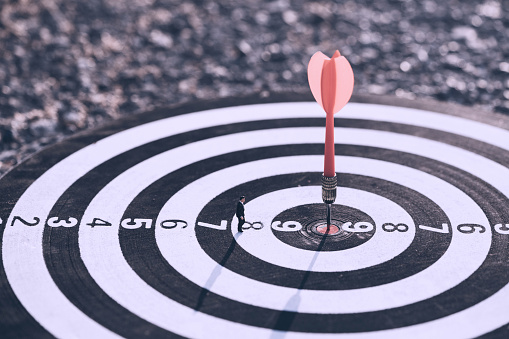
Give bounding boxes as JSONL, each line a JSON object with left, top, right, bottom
{"left": 307, "top": 50, "right": 354, "bottom": 177}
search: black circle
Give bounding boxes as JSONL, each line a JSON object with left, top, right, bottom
{"left": 271, "top": 203, "right": 375, "bottom": 251}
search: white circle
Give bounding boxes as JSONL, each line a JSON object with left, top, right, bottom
{"left": 231, "top": 185, "right": 414, "bottom": 272}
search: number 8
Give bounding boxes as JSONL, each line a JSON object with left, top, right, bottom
{"left": 382, "top": 223, "right": 409, "bottom": 232}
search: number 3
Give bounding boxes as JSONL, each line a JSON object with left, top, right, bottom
{"left": 47, "top": 217, "right": 78, "bottom": 228}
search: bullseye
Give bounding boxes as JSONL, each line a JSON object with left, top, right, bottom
{"left": 315, "top": 224, "right": 340, "bottom": 235}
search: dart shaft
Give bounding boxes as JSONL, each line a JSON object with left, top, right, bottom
{"left": 324, "top": 113, "right": 335, "bottom": 177}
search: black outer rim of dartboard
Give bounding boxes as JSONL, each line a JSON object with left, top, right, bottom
{"left": 0, "top": 92, "right": 508, "bottom": 338}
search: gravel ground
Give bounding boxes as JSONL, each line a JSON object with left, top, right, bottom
{"left": 0, "top": 0, "right": 508, "bottom": 177}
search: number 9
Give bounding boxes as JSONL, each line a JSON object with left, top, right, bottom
{"left": 271, "top": 221, "right": 302, "bottom": 232}
{"left": 342, "top": 221, "right": 374, "bottom": 233}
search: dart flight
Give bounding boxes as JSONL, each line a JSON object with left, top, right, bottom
{"left": 308, "top": 50, "right": 354, "bottom": 177}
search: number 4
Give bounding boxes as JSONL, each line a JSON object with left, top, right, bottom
{"left": 86, "top": 218, "right": 112, "bottom": 228}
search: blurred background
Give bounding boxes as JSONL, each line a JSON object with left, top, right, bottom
{"left": 0, "top": 0, "right": 508, "bottom": 176}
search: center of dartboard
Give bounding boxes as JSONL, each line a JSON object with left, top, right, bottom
{"left": 315, "top": 224, "right": 341, "bottom": 235}
{"left": 270, "top": 204, "right": 376, "bottom": 252}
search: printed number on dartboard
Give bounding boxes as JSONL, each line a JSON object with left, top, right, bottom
{"left": 269, "top": 220, "right": 509, "bottom": 235}
{"left": 85, "top": 218, "right": 188, "bottom": 229}
{"left": 5, "top": 216, "right": 188, "bottom": 230}
{"left": 5, "top": 216, "right": 509, "bottom": 235}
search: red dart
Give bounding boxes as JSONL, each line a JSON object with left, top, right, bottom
{"left": 308, "top": 50, "right": 354, "bottom": 177}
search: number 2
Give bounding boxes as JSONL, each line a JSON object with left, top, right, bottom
{"left": 10, "top": 216, "right": 40, "bottom": 227}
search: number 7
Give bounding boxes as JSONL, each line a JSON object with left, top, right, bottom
{"left": 418, "top": 223, "right": 449, "bottom": 234}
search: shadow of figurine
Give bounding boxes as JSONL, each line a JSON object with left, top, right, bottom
{"left": 194, "top": 232, "right": 243, "bottom": 312}
{"left": 270, "top": 226, "right": 331, "bottom": 338}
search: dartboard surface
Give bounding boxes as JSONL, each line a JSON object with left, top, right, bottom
{"left": 1, "top": 93, "right": 509, "bottom": 338}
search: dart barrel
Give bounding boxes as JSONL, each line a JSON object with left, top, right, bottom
{"left": 321, "top": 174, "right": 337, "bottom": 204}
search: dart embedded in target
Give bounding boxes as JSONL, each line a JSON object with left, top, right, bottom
{"left": 3, "top": 44, "right": 509, "bottom": 339}
{"left": 308, "top": 50, "right": 355, "bottom": 228}
{"left": 5, "top": 0, "right": 509, "bottom": 336}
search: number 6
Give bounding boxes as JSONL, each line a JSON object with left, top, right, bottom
{"left": 457, "top": 224, "right": 486, "bottom": 234}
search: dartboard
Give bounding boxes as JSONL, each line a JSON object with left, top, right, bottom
{"left": 1, "top": 94, "right": 508, "bottom": 338}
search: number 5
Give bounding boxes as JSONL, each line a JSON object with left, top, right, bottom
{"left": 494, "top": 223, "right": 509, "bottom": 235}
